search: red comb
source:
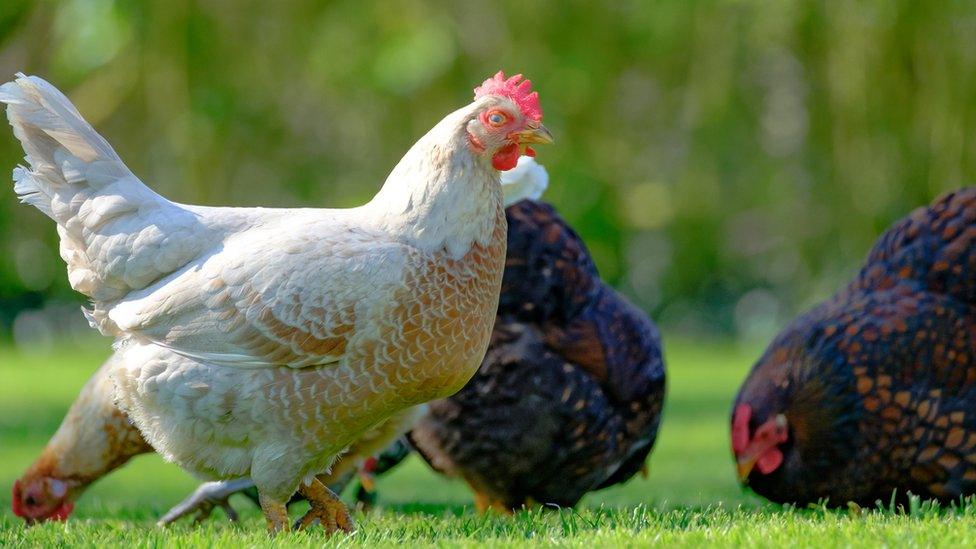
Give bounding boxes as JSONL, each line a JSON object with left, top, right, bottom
{"left": 731, "top": 404, "right": 752, "bottom": 454}
{"left": 474, "top": 71, "right": 543, "bottom": 122}
{"left": 11, "top": 480, "right": 24, "bottom": 518}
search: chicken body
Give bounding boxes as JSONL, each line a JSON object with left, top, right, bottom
{"left": 11, "top": 156, "right": 549, "bottom": 525}
{"left": 409, "top": 200, "right": 666, "bottom": 511}
{"left": 3, "top": 73, "right": 550, "bottom": 531}
{"left": 108, "top": 209, "right": 505, "bottom": 505}
{"left": 733, "top": 188, "right": 976, "bottom": 505}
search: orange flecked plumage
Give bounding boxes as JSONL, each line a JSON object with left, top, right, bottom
{"left": 734, "top": 188, "right": 976, "bottom": 506}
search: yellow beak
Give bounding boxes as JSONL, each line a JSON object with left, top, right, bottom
{"left": 359, "top": 471, "right": 376, "bottom": 493}
{"left": 516, "top": 122, "right": 554, "bottom": 145}
{"left": 737, "top": 455, "right": 758, "bottom": 483}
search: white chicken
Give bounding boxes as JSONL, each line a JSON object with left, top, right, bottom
{"left": 10, "top": 155, "right": 549, "bottom": 526}
{"left": 2, "top": 71, "right": 552, "bottom": 532}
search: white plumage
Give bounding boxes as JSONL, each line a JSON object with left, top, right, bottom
{"left": 2, "top": 72, "right": 549, "bottom": 531}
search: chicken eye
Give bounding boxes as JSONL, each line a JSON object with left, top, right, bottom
{"left": 486, "top": 111, "right": 508, "bottom": 127}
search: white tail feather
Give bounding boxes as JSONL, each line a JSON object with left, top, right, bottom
{"left": 500, "top": 155, "right": 549, "bottom": 207}
{"left": 12, "top": 165, "right": 54, "bottom": 216}
{"left": 1, "top": 74, "right": 206, "bottom": 315}
{"left": 1, "top": 74, "right": 134, "bottom": 223}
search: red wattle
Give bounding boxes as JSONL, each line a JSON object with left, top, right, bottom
{"left": 11, "top": 481, "right": 24, "bottom": 518}
{"left": 525, "top": 146, "right": 536, "bottom": 157}
{"left": 363, "top": 456, "right": 378, "bottom": 473}
{"left": 51, "top": 501, "right": 74, "bottom": 521}
{"left": 492, "top": 142, "right": 521, "bottom": 171}
{"left": 756, "top": 448, "right": 784, "bottom": 474}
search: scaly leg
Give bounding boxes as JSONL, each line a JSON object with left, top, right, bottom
{"left": 258, "top": 493, "right": 290, "bottom": 534}
{"left": 157, "top": 478, "right": 252, "bottom": 526}
{"left": 473, "top": 489, "right": 513, "bottom": 514}
{"left": 293, "top": 478, "right": 355, "bottom": 533}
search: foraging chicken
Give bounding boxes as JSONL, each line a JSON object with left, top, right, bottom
{"left": 12, "top": 355, "right": 151, "bottom": 524}
{"left": 2, "top": 71, "right": 552, "bottom": 532}
{"left": 733, "top": 188, "right": 976, "bottom": 506}
{"left": 407, "top": 198, "right": 666, "bottom": 511}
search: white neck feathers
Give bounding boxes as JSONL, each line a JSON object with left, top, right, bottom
{"left": 368, "top": 102, "right": 502, "bottom": 258}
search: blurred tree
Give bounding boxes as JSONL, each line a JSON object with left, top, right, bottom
{"left": 0, "top": 0, "right": 974, "bottom": 344}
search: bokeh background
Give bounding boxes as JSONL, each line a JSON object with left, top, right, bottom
{"left": 1, "top": 1, "right": 976, "bottom": 537}
{"left": 0, "top": 0, "right": 974, "bottom": 349}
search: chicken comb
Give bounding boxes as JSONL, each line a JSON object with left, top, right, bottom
{"left": 474, "top": 71, "right": 543, "bottom": 122}
{"left": 731, "top": 404, "right": 752, "bottom": 454}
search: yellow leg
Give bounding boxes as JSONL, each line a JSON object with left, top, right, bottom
{"left": 258, "top": 493, "right": 290, "bottom": 534}
{"left": 294, "top": 478, "right": 355, "bottom": 533}
{"left": 473, "top": 490, "right": 513, "bottom": 515}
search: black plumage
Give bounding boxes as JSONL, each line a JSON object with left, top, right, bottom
{"left": 405, "top": 199, "right": 666, "bottom": 511}
{"left": 733, "top": 188, "right": 976, "bottom": 506}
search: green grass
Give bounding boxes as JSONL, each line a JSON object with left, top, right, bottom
{"left": 3, "top": 338, "right": 976, "bottom": 547}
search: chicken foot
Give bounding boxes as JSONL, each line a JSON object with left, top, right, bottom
{"left": 473, "top": 490, "right": 514, "bottom": 514}
{"left": 159, "top": 410, "right": 422, "bottom": 528}
{"left": 157, "top": 478, "right": 250, "bottom": 526}
{"left": 157, "top": 472, "right": 358, "bottom": 526}
{"left": 293, "top": 478, "right": 355, "bottom": 533}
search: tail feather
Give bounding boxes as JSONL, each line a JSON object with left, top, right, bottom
{"left": 2, "top": 74, "right": 207, "bottom": 316}
{"left": 500, "top": 156, "right": 548, "bottom": 207}
{"left": 1, "top": 73, "right": 119, "bottom": 165}
{"left": 1, "top": 74, "right": 134, "bottom": 224}
{"left": 12, "top": 165, "right": 54, "bottom": 216}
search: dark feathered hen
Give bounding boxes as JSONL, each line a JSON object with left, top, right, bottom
{"left": 733, "top": 188, "right": 976, "bottom": 506}
{"left": 409, "top": 200, "right": 666, "bottom": 511}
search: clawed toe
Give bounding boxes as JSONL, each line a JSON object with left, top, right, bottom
{"left": 291, "top": 478, "right": 356, "bottom": 534}
{"left": 293, "top": 503, "right": 354, "bottom": 533}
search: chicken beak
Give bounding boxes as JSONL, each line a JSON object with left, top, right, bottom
{"left": 737, "top": 455, "right": 758, "bottom": 483}
{"left": 359, "top": 471, "right": 376, "bottom": 493}
{"left": 516, "top": 122, "right": 554, "bottom": 145}
{"left": 734, "top": 413, "right": 788, "bottom": 484}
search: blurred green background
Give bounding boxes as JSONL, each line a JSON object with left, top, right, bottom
{"left": 0, "top": 0, "right": 975, "bottom": 349}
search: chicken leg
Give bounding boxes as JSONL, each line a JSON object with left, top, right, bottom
{"left": 293, "top": 478, "right": 354, "bottom": 533}
{"left": 257, "top": 492, "right": 291, "bottom": 533}
{"left": 157, "top": 479, "right": 249, "bottom": 526}
{"left": 473, "top": 489, "right": 513, "bottom": 514}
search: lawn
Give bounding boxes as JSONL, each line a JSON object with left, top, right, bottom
{"left": 2, "top": 338, "right": 976, "bottom": 547}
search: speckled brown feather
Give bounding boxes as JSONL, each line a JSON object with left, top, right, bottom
{"left": 735, "top": 188, "right": 976, "bottom": 505}
{"left": 408, "top": 200, "right": 665, "bottom": 509}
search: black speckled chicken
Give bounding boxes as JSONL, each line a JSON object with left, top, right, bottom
{"left": 408, "top": 196, "right": 666, "bottom": 512}
{"left": 733, "top": 188, "right": 976, "bottom": 506}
